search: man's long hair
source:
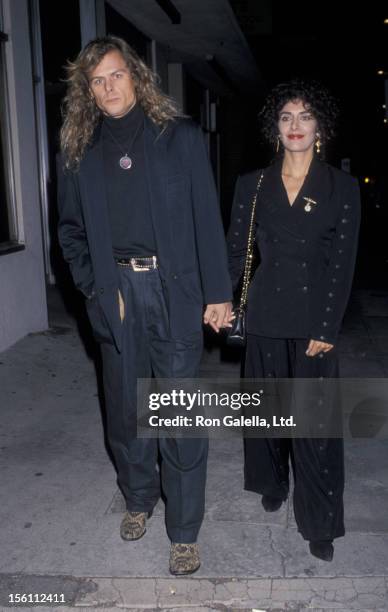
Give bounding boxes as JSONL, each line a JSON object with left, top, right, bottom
{"left": 60, "top": 36, "right": 182, "bottom": 170}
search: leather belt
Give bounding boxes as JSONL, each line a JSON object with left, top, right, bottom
{"left": 114, "top": 255, "right": 158, "bottom": 271}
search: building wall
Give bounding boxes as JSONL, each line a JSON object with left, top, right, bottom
{"left": 149, "top": 40, "right": 169, "bottom": 96}
{"left": 0, "top": 0, "right": 48, "bottom": 351}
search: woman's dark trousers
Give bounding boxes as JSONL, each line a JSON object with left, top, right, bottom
{"left": 244, "top": 334, "right": 344, "bottom": 541}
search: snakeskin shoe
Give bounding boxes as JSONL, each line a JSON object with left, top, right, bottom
{"left": 169, "top": 543, "right": 201, "bottom": 575}
{"left": 120, "top": 510, "right": 152, "bottom": 541}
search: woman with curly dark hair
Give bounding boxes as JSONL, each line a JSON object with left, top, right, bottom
{"left": 227, "top": 79, "right": 361, "bottom": 561}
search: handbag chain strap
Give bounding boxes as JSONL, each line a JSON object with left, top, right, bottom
{"left": 239, "top": 171, "right": 264, "bottom": 309}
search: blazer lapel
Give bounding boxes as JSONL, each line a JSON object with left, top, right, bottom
{"left": 258, "top": 159, "right": 286, "bottom": 214}
{"left": 78, "top": 125, "right": 117, "bottom": 278}
{"left": 143, "top": 117, "right": 173, "bottom": 279}
{"left": 285, "top": 158, "right": 333, "bottom": 234}
{"left": 291, "top": 156, "right": 324, "bottom": 212}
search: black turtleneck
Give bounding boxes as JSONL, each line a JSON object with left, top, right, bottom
{"left": 102, "top": 103, "right": 156, "bottom": 257}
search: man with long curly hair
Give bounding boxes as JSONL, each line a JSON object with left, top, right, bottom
{"left": 57, "top": 36, "right": 233, "bottom": 575}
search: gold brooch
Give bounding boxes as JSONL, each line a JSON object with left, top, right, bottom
{"left": 302, "top": 197, "right": 317, "bottom": 212}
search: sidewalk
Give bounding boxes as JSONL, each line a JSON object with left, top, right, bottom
{"left": 1, "top": 288, "right": 388, "bottom": 611}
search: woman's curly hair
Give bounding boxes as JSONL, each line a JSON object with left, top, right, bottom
{"left": 60, "top": 35, "right": 182, "bottom": 170}
{"left": 259, "top": 79, "right": 339, "bottom": 152}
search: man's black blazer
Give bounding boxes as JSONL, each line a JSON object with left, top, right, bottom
{"left": 227, "top": 156, "right": 361, "bottom": 345}
{"left": 57, "top": 116, "right": 232, "bottom": 351}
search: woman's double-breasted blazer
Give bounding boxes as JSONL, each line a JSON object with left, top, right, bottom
{"left": 227, "top": 156, "right": 361, "bottom": 345}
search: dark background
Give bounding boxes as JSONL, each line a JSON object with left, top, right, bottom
{"left": 229, "top": 1, "right": 388, "bottom": 288}
{"left": 38, "top": 0, "right": 388, "bottom": 289}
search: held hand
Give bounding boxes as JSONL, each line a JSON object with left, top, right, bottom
{"left": 306, "top": 339, "right": 334, "bottom": 357}
{"left": 118, "top": 289, "right": 125, "bottom": 322}
{"left": 203, "top": 302, "right": 234, "bottom": 333}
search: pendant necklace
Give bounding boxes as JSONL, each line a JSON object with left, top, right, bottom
{"left": 103, "top": 118, "right": 143, "bottom": 170}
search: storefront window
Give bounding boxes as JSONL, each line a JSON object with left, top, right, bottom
{"left": 0, "top": 28, "right": 22, "bottom": 253}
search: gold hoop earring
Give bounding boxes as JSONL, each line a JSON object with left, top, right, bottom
{"left": 315, "top": 135, "right": 321, "bottom": 155}
{"left": 276, "top": 136, "right": 280, "bottom": 153}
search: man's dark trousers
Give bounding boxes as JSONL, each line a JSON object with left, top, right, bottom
{"left": 101, "top": 263, "right": 206, "bottom": 544}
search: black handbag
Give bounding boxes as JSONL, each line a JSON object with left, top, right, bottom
{"left": 226, "top": 171, "right": 264, "bottom": 347}
{"left": 226, "top": 305, "right": 246, "bottom": 347}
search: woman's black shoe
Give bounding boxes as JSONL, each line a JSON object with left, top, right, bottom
{"left": 261, "top": 495, "right": 283, "bottom": 512}
{"left": 309, "top": 540, "right": 334, "bottom": 562}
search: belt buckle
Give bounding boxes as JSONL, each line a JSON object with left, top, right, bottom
{"left": 129, "top": 256, "right": 157, "bottom": 271}
{"left": 131, "top": 257, "right": 147, "bottom": 272}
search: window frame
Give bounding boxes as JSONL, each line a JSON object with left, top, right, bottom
{"left": 0, "top": 16, "right": 24, "bottom": 255}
